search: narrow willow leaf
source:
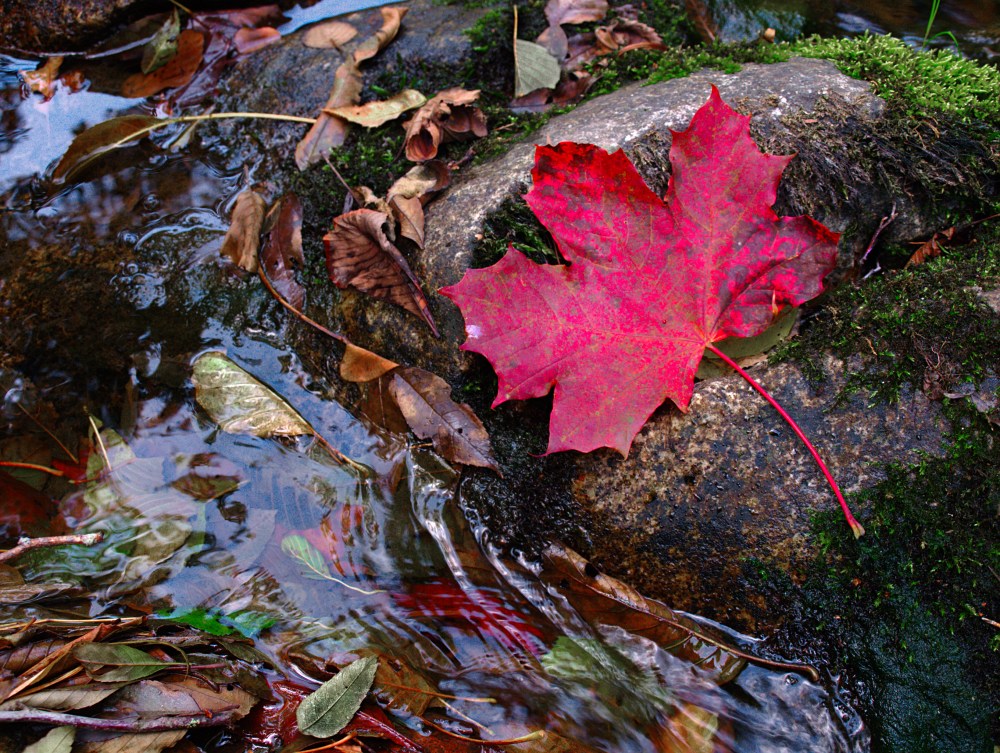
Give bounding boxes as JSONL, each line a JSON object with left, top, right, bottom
{"left": 141, "top": 9, "right": 181, "bottom": 74}
{"left": 296, "top": 656, "right": 378, "bottom": 738}
{"left": 191, "top": 352, "right": 314, "bottom": 438}
{"left": 73, "top": 642, "right": 173, "bottom": 682}
{"left": 514, "top": 39, "right": 561, "bottom": 97}
{"left": 51, "top": 115, "right": 160, "bottom": 184}
{"left": 1, "top": 681, "right": 129, "bottom": 711}
{"left": 23, "top": 726, "right": 74, "bottom": 753}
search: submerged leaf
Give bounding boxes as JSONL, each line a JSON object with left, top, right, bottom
{"left": 281, "top": 534, "right": 335, "bottom": 581}
{"left": 388, "top": 367, "right": 499, "bottom": 471}
{"left": 122, "top": 29, "right": 205, "bottom": 97}
{"left": 234, "top": 26, "right": 281, "bottom": 54}
{"left": 340, "top": 343, "right": 399, "bottom": 383}
{"left": 324, "top": 209, "right": 438, "bottom": 334}
{"left": 296, "top": 656, "right": 378, "bottom": 738}
{"left": 73, "top": 642, "right": 172, "bottom": 682}
{"left": 220, "top": 189, "right": 267, "bottom": 273}
{"left": 191, "top": 352, "right": 313, "bottom": 438}
{"left": 51, "top": 115, "right": 160, "bottom": 184}
{"left": 514, "top": 39, "right": 561, "bottom": 98}
{"left": 262, "top": 194, "right": 306, "bottom": 308}
{"left": 141, "top": 9, "right": 181, "bottom": 74}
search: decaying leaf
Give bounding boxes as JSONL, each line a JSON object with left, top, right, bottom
{"left": 386, "top": 162, "right": 451, "bottom": 247}
{"left": 402, "top": 89, "right": 487, "bottom": 162}
{"left": 651, "top": 702, "right": 725, "bottom": 753}
{"left": 509, "top": 70, "right": 594, "bottom": 113}
{"left": 339, "top": 343, "right": 399, "bottom": 383}
{"left": 233, "top": 26, "right": 282, "bottom": 54}
{"left": 442, "top": 87, "right": 839, "bottom": 455}
{"left": 76, "top": 730, "right": 186, "bottom": 753}
{"left": 23, "top": 726, "right": 75, "bottom": 753}
{"left": 191, "top": 352, "right": 313, "bottom": 438}
{"left": 541, "top": 545, "right": 747, "bottom": 684}
{"left": 51, "top": 115, "right": 160, "bottom": 184}
{"left": 303, "top": 20, "right": 359, "bottom": 48}
{"left": 537, "top": 0, "right": 609, "bottom": 60}
{"left": 513, "top": 39, "right": 561, "bottom": 98}
{"left": 351, "top": 6, "right": 408, "bottom": 64}
{"left": 19, "top": 56, "right": 64, "bottom": 100}
{"left": 141, "top": 10, "right": 181, "bottom": 74}
{"left": 261, "top": 194, "right": 306, "bottom": 308}
{"left": 296, "top": 656, "right": 378, "bottom": 738}
{"left": 220, "top": 189, "right": 267, "bottom": 273}
{"left": 388, "top": 367, "right": 499, "bottom": 471}
{"left": 295, "top": 7, "right": 406, "bottom": 169}
{"left": 73, "top": 643, "right": 173, "bottom": 682}
{"left": 324, "top": 208, "right": 439, "bottom": 334}
{"left": 324, "top": 88, "right": 426, "bottom": 129}
{"left": 122, "top": 29, "right": 205, "bottom": 98}
{"left": 906, "top": 225, "right": 956, "bottom": 267}
{"left": 295, "top": 59, "right": 363, "bottom": 170}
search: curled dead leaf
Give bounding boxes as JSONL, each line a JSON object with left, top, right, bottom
{"left": 537, "top": 0, "right": 608, "bottom": 59}
{"left": 20, "top": 56, "right": 64, "bottom": 99}
{"left": 352, "top": 6, "right": 408, "bottom": 64}
{"left": 324, "top": 209, "right": 439, "bottom": 334}
{"left": 303, "top": 20, "right": 359, "bottom": 48}
{"left": 402, "top": 89, "right": 487, "bottom": 162}
{"left": 122, "top": 29, "right": 205, "bottom": 98}
{"left": 220, "top": 189, "right": 267, "bottom": 273}
{"left": 295, "top": 58, "right": 363, "bottom": 170}
{"left": 386, "top": 161, "right": 451, "bottom": 202}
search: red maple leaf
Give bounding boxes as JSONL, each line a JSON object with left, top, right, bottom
{"left": 442, "top": 86, "right": 864, "bottom": 536}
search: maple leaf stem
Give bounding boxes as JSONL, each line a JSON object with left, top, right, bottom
{"left": 705, "top": 344, "right": 865, "bottom": 538}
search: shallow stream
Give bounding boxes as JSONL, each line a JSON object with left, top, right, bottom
{"left": 3, "top": 2, "right": 993, "bottom": 750}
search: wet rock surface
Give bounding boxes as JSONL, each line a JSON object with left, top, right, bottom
{"left": 0, "top": 0, "right": 154, "bottom": 52}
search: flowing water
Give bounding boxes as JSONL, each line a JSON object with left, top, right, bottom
{"left": 5, "top": 1, "right": 992, "bottom": 749}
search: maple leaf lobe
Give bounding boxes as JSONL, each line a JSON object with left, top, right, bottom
{"left": 442, "top": 86, "right": 839, "bottom": 456}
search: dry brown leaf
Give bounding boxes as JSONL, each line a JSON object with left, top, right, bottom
{"left": 352, "top": 6, "right": 408, "bottom": 64}
{"left": 20, "top": 56, "right": 63, "bottom": 99}
{"left": 906, "top": 226, "right": 956, "bottom": 267}
{"left": 351, "top": 185, "right": 393, "bottom": 220}
{"left": 303, "top": 20, "right": 359, "bottom": 48}
{"left": 261, "top": 194, "right": 305, "bottom": 308}
{"left": 122, "top": 29, "right": 205, "bottom": 98}
{"left": 234, "top": 26, "right": 281, "bottom": 54}
{"left": 324, "top": 209, "right": 438, "bottom": 334}
{"left": 537, "top": 0, "right": 608, "bottom": 59}
{"left": 390, "top": 195, "right": 425, "bottom": 248}
{"left": 402, "top": 88, "right": 487, "bottom": 162}
{"left": 684, "top": 0, "right": 718, "bottom": 44}
{"left": 388, "top": 366, "right": 499, "bottom": 471}
{"left": 387, "top": 161, "right": 451, "bottom": 202}
{"left": 324, "top": 88, "right": 426, "bottom": 128}
{"left": 510, "top": 70, "right": 594, "bottom": 113}
{"left": 295, "top": 58, "right": 363, "bottom": 170}
{"left": 220, "top": 189, "right": 267, "bottom": 273}
{"left": 340, "top": 343, "right": 399, "bottom": 382}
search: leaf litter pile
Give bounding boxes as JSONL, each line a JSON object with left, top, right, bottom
{"left": 0, "top": 0, "right": 877, "bottom": 749}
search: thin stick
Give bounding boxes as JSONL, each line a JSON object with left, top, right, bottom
{"left": 422, "top": 719, "right": 544, "bottom": 746}
{"left": 256, "top": 267, "right": 348, "bottom": 345}
{"left": 377, "top": 681, "right": 495, "bottom": 703}
{"left": 858, "top": 202, "right": 897, "bottom": 267}
{"left": 0, "top": 708, "right": 237, "bottom": 731}
{"left": 15, "top": 403, "right": 78, "bottom": 463}
{"left": 706, "top": 344, "right": 864, "bottom": 538}
{"left": 0, "top": 533, "right": 104, "bottom": 564}
{"left": 301, "top": 733, "right": 358, "bottom": 753}
{"left": 0, "top": 461, "right": 66, "bottom": 478}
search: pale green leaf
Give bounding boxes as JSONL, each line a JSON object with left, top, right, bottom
{"left": 141, "top": 10, "right": 181, "bottom": 74}
{"left": 696, "top": 306, "right": 797, "bottom": 379}
{"left": 296, "top": 656, "right": 378, "bottom": 738}
{"left": 73, "top": 643, "right": 172, "bottom": 682}
{"left": 325, "top": 89, "right": 427, "bottom": 128}
{"left": 514, "top": 39, "right": 561, "bottom": 97}
{"left": 23, "top": 726, "right": 75, "bottom": 753}
{"left": 281, "top": 534, "right": 334, "bottom": 581}
{"left": 191, "top": 352, "right": 314, "bottom": 438}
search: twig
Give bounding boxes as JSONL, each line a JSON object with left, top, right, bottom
{"left": 15, "top": 403, "right": 78, "bottom": 463}
{"left": 301, "top": 733, "right": 358, "bottom": 753}
{"left": 256, "top": 267, "right": 347, "bottom": 345}
{"left": 981, "top": 615, "right": 1000, "bottom": 630}
{"left": 858, "top": 203, "right": 897, "bottom": 268}
{"left": 706, "top": 344, "right": 864, "bottom": 539}
{"left": 322, "top": 154, "right": 357, "bottom": 196}
{"left": 0, "top": 708, "right": 237, "bottom": 731}
{"left": 0, "top": 461, "right": 68, "bottom": 479}
{"left": 0, "top": 533, "right": 104, "bottom": 564}
{"left": 422, "top": 719, "right": 544, "bottom": 746}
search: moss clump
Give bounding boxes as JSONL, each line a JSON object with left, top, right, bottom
{"left": 791, "top": 33, "right": 1000, "bottom": 124}
{"left": 775, "top": 223, "right": 1000, "bottom": 403}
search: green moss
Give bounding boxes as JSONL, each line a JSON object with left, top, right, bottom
{"left": 790, "top": 33, "right": 1000, "bottom": 124}
{"left": 775, "top": 224, "right": 1000, "bottom": 403}
{"left": 470, "top": 196, "right": 560, "bottom": 267}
